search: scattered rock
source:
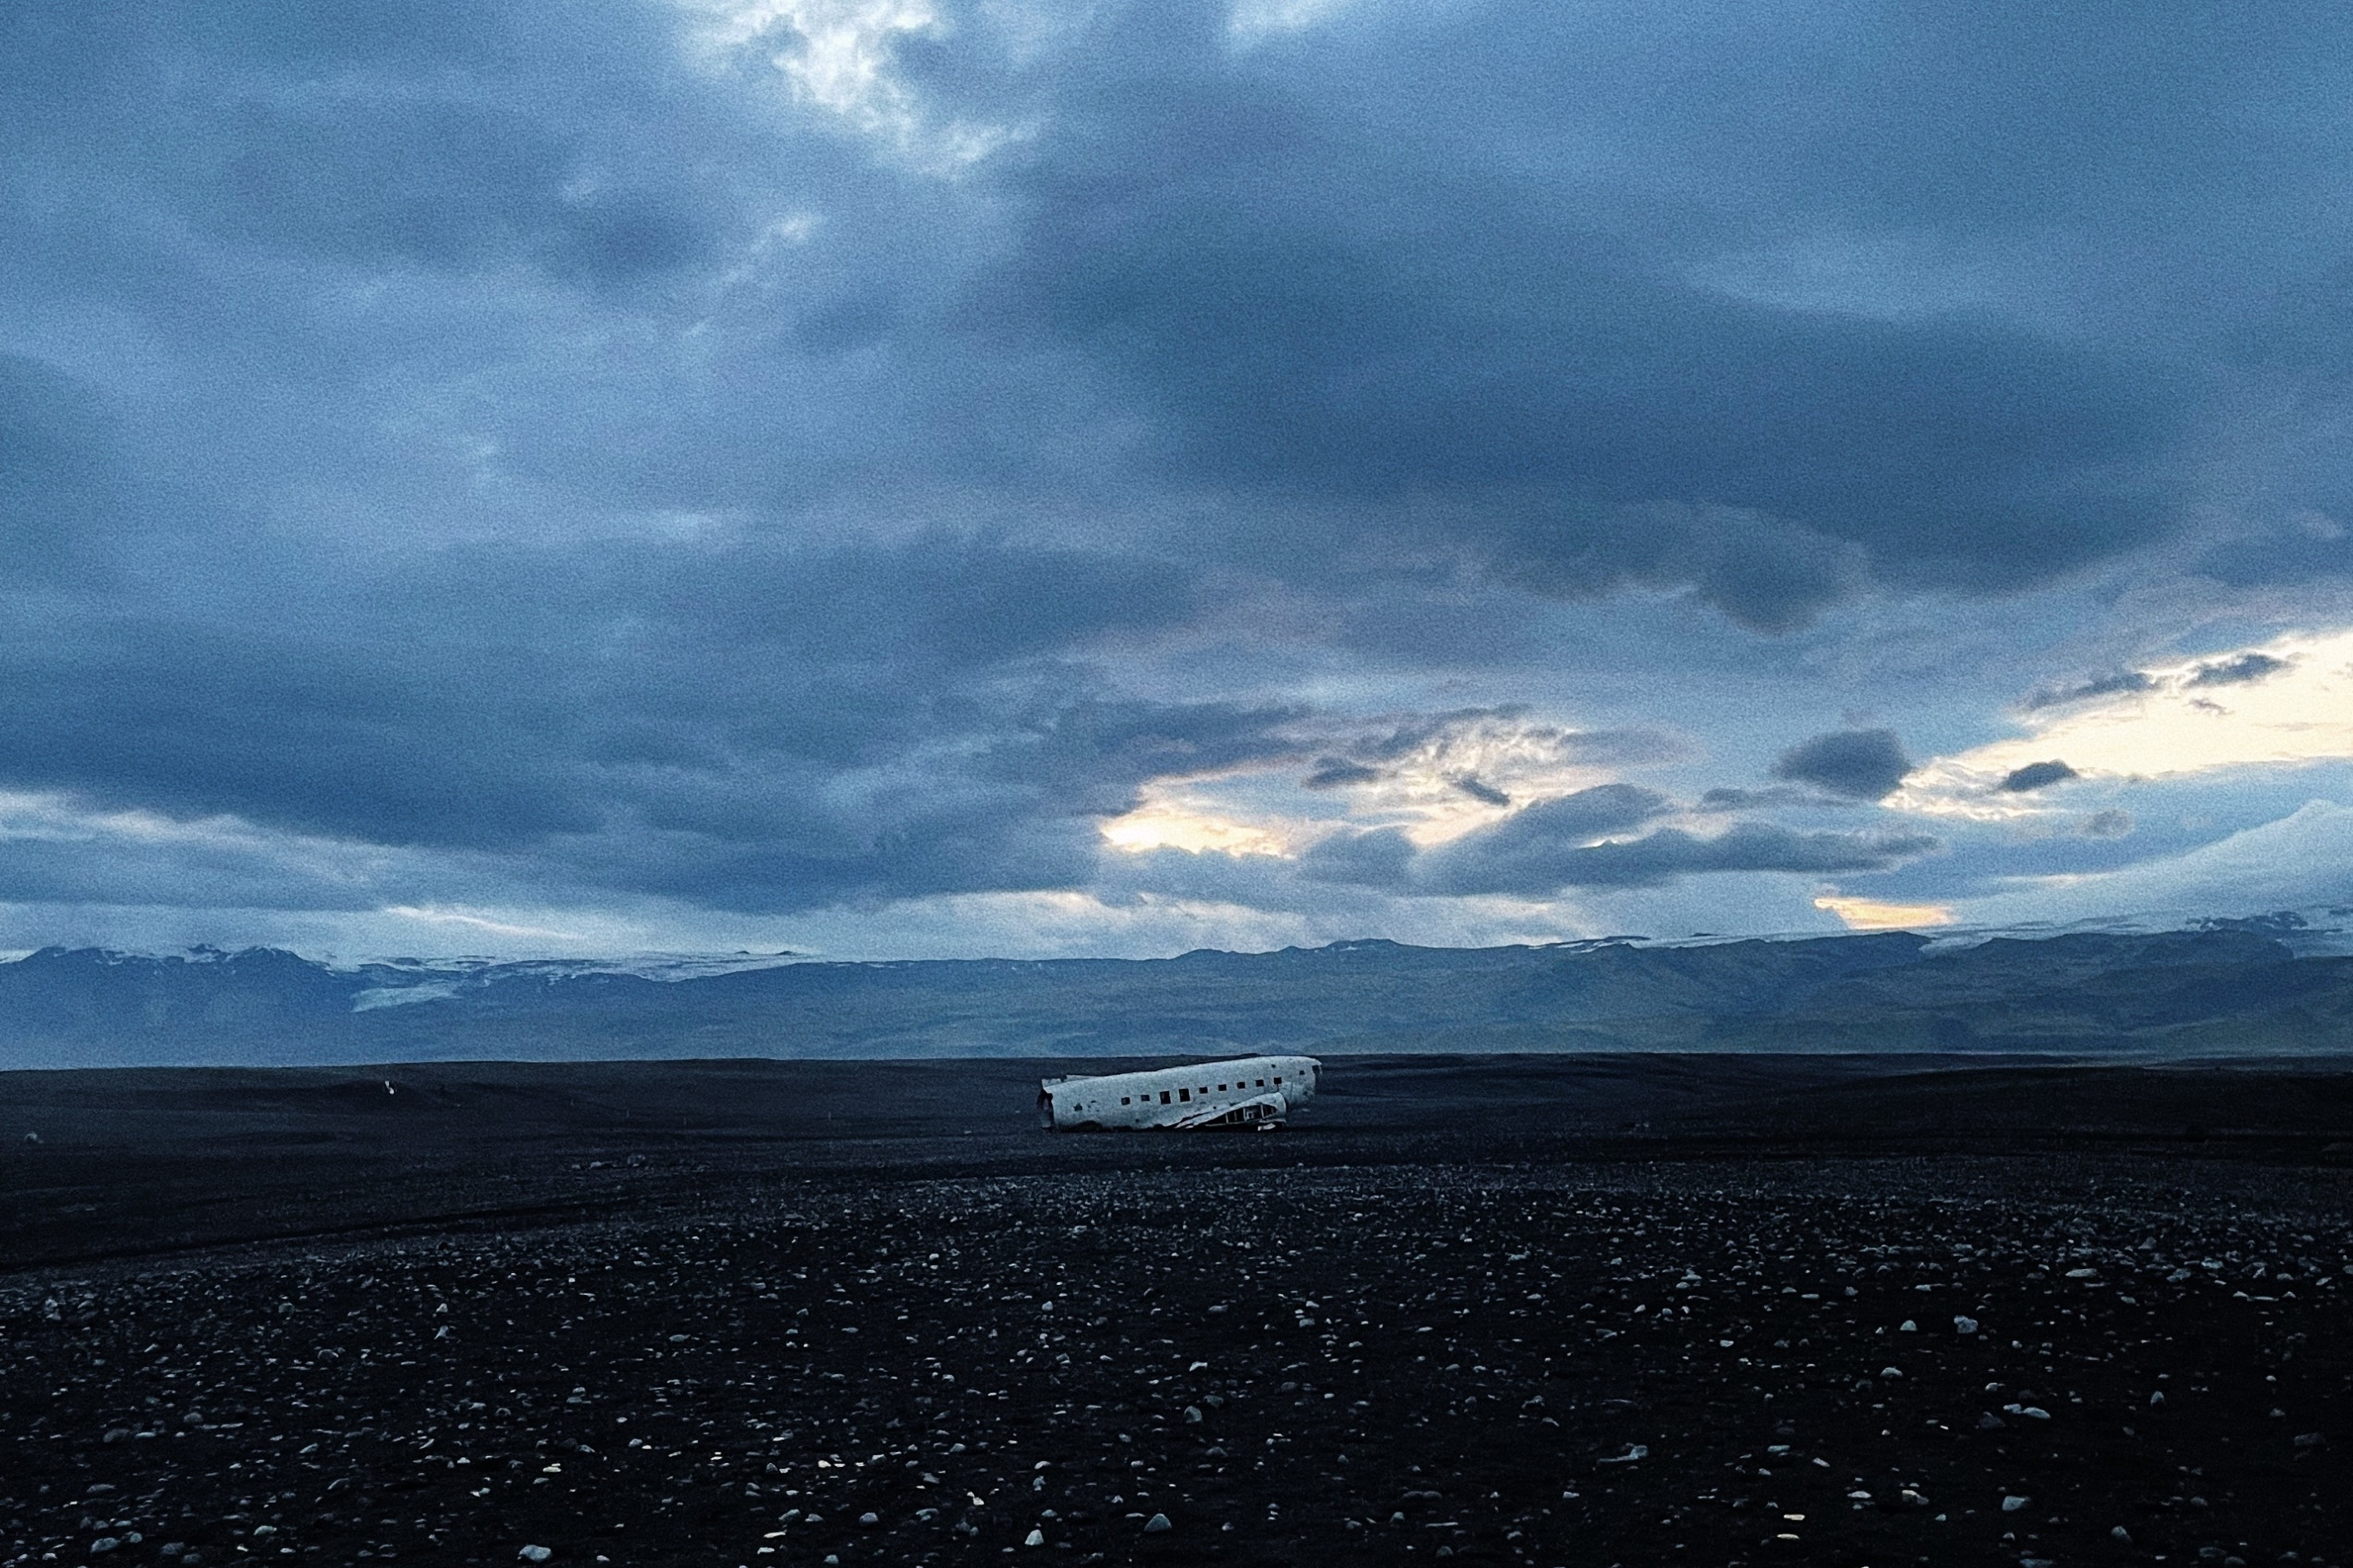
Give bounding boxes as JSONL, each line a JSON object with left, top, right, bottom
{"left": 5, "top": 1102, "right": 2348, "bottom": 1567}
{"left": 1144, "top": 1514, "right": 1172, "bottom": 1534}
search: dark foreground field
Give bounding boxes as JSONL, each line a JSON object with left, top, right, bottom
{"left": 4, "top": 1055, "right": 2351, "bottom": 1568}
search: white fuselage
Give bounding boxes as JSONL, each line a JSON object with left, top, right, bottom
{"left": 1038, "top": 1055, "right": 1321, "bottom": 1131}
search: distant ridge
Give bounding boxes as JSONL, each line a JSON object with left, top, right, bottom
{"left": 2, "top": 924, "right": 2351, "bottom": 1068}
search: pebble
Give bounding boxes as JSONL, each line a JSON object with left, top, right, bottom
{"left": 5, "top": 1154, "right": 2348, "bottom": 1567}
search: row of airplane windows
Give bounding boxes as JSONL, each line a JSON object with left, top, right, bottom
{"left": 1116, "top": 1075, "right": 1283, "bottom": 1107}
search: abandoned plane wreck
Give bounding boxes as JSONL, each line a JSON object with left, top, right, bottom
{"left": 1038, "top": 1055, "right": 1322, "bottom": 1131}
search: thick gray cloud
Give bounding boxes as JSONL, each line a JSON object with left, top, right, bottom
{"left": 1769, "top": 730, "right": 1915, "bottom": 802}
{"left": 1998, "top": 760, "right": 2079, "bottom": 793}
{"left": 2187, "top": 652, "right": 2291, "bottom": 688}
{"left": 1303, "top": 785, "right": 1671, "bottom": 891}
{"left": 0, "top": 0, "right": 2345, "bottom": 946}
{"left": 1301, "top": 758, "right": 1384, "bottom": 791}
{"left": 1297, "top": 787, "right": 1937, "bottom": 898}
{"left": 0, "top": 533, "right": 1293, "bottom": 911}
{"left": 1297, "top": 827, "right": 1419, "bottom": 889}
{"left": 969, "top": 54, "right": 2184, "bottom": 628}
{"left": 1421, "top": 817, "right": 1937, "bottom": 898}
{"left": 1695, "top": 786, "right": 1828, "bottom": 813}
{"left": 2023, "top": 671, "right": 2157, "bottom": 711}
{"left": 1451, "top": 777, "right": 1513, "bottom": 808}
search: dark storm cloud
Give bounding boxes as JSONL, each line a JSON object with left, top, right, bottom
{"left": 1300, "top": 785, "right": 1671, "bottom": 893}
{"left": 0, "top": 0, "right": 1275, "bottom": 919}
{"left": 1696, "top": 785, "right": 1830, "bottom": 813}
{"left": 934, "top": 0, "right": 2353, "bottom": 624}
{"left": 1769, "top": 730, "right": 1915, "bottom": 802}
{"left": 2022, "top": 671, "right": 2158, "bottom": 710}
{"left": 1278, "top": 784, "right": 1939, "bottom": 898}
{"left": 979, "top": 117, "right": 2176, "bottom": 625}
{"left": 0, "top": 0, "right": 724, "bottom": 288}
{"left": 1450, "top": 777, "right": 1512, "bottom": 808}
{"left": 1998, "top": 760, "right": 2079, "bottom": 793}
{"left": 0, "top": 825, "right": 384, "bottom": 912}
{"left": 0, "top": 535, "right": 1285, "bottom": 913}
{"left": 1410, "top": 785, "right": 1670, "bottom": 893}
{"left": 1301, "top": 758, "right": 1384, "bottom": 791}
{"left": 0, "top": 355, "right": 138, "bottom": 584}
{"left": 2, "top": 0, "right": 2350, "bottom": 933}
{"left": 2186, "top": 652, "right": 2290, "bottom": 688}
{"left": 1421, "top": 818, "right": 1938, "bottom": 898}
{"left": 1296, "top": 827, "right": 1417, "bottom": 889}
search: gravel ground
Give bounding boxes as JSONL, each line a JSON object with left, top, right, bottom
{"left": 6, "top": 1153, "right": 2349, "bottom": 1568}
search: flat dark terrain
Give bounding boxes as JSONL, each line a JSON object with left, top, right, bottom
{"left": 4, "top": 1055, "right": 2351, "bottom": 1568}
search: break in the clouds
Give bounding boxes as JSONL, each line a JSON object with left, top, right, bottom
{"left": 5, "top": 0, "right": 2353, "bottom": 959}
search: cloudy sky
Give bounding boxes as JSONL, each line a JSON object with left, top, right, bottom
{"left": 5, "top": 0, "right": 2353, "bottom": 959}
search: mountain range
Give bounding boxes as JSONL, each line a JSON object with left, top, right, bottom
{"left": 2, "top": 922, "right": 2348, "bottom": 1068}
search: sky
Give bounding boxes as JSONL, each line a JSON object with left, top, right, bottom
{"left": 5, "top": 0, "right": 2353, "bottom": 960}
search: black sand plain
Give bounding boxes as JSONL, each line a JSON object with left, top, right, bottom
{"left": 4, "top": 1055, "right": 2351, "bottom": 1568}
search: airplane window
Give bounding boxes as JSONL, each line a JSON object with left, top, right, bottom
{"left": 1275, "top": 1075, "right": 1283, "bottom": 1084}
{"left": 1160, "top": 1090, "right": 1171, "bottom": 1104}
{"left": 1217, "top": 1084, "right": 1227, "bottom": 1092}
{"left": 1121, "top": 1096, "right": 1131, "bottom": 1105}
{"left": 1179, "top": 1088, "right": 1190, "bottom": 1101}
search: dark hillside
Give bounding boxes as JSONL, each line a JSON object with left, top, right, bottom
{"left": 2, "top": 926, "right": 2347, "bottom": 1067}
